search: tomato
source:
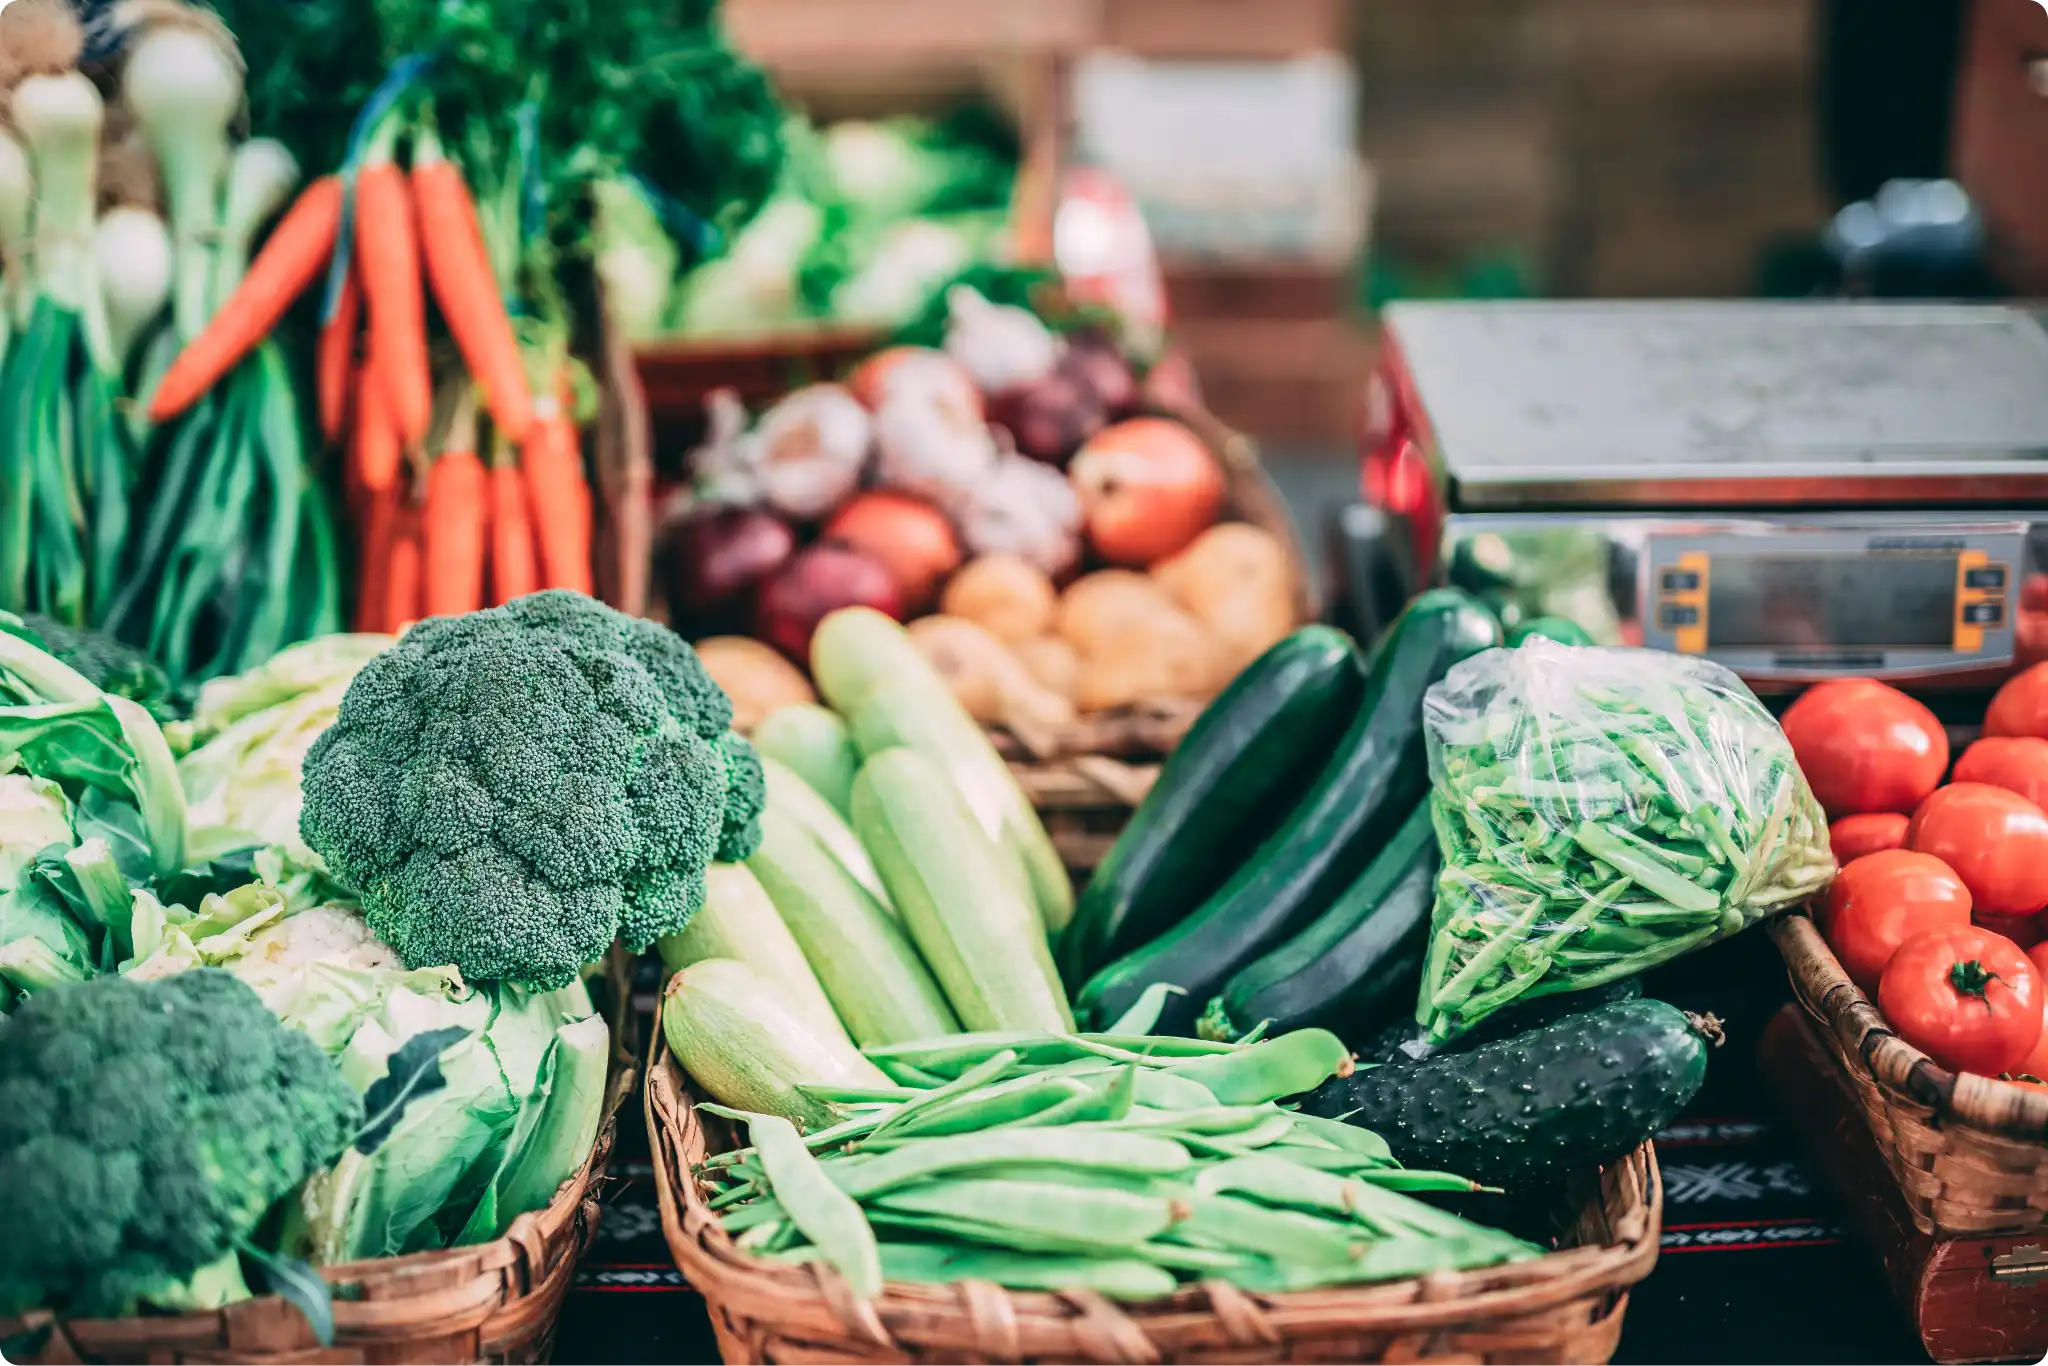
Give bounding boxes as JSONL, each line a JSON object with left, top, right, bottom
{"left": 1780, "top": 679, "right": 1948, "bottom": 818}
{"left": 1821, "top": 851, "right": 1973, "bottom": 990}
{"left": 2004, "top": 949, "right": 2048, "bottom": 1084}
{"left": 1976, "top": 911, "right": 2045, "bottom": 951}
{"left": 1878, "top": 926, "right": 2043, "bottom": 1074}
{"left": 1952, "top": 736, "right": 2048, "bottom": 811}
{"left": 1829, "top": 812, "right": 1910, "bottom": 863}
{"left": 2032, "top": 942, "right": 2048, "bottom": 978}
{"left": 1985, "top": 662, "right": 2048, "bottom": 738}
{"left": 1907, "top": 783, "right": 2048, "bottom": 915}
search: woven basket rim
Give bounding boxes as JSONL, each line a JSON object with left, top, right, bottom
{"left": 0, "top": 1066, "right": 636, "bottom": 1360}
{"left": 645, "top": 1009, "right": 1664, "bottom": 1361}
{"left": 1771, "top": 912, "right": 2048, "bottom": 1141}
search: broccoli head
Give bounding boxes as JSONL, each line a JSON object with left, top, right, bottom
{"left": 0, "top": 970, "right": 362, "bottom": 1317}
{"left": 298, "top": 591, "right": 762, "bottom": 987}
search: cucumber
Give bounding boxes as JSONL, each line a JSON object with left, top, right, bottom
{"left": 760, "top": 755, "right": 895, "bottom": 917}
{"left": 1354, "top": 976, "right": 1643, "bottom": 1067}
{"left": 748, "top": 803, "right": 960, "bottom": 1046}
{"left": 1074, "top": 589, "right": 1500, "bottom": 1035}
{"left": 1197, "top": 801, "right": 1437, "bottom": 1043}
{"left": 1302, "top": 997, "right": 1712, "bottom": 1186}
{"left": 656, "top": 861, "right": 852, "bottom": 1047}
{"left": 754, "top": 703, "right": 859, "bottom": 814}
{"left": 1506, "top": 616, "right": 1592, "bottom": 648}
{"left": 851, "top": 747, "right": 1074, "bottom": 1033}
{"left": 1059, "top": 626, "right": 1366, "bottom": 988}
{"left": 816, "top": 608, "right": 1073, "bottom": 937}
{"left": 661, "top": 957, "right": 892, "bottom": 1130}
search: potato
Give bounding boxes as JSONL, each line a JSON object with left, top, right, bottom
{"left": 940, "top": 555, "right": 1057, "bottom": 643}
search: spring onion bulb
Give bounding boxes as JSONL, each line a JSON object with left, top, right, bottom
{"left": 0, "top": 126, "right": 31, "bottom": 333}
{"left": 210, "top": 137, "right": 298, "bottom": 311}
{"left": 123, "top": 23, "right": 240, "bottom": 338}
{"left": 95, "top": 206, "right": 172, "bottom": 364}
{"left": 10, "top": 72, "right": 103, "bottom": 317}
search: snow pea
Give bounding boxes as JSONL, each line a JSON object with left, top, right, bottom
{"left": 748, "top": 1113, "right": 881, "bottom": 1299}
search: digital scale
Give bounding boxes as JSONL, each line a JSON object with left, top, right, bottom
{"left": 1360, "top": 301, "right": 2048, "bottom": 693}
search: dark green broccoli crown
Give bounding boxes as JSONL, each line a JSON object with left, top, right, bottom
{"left": 0, "top": 970, "right": 361, "bottom": 1317}
{"left": 6, "top": 614, "right": 181, "bottom": 721}
{"left": 715, "top": 730, "right": 765, "bottom": 864}
{"left": 299, "top": 591, "right": 754, "bottom": 986}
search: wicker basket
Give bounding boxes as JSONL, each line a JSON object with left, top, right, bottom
{"left": 1771, "top": 912, "right": 2048, "bottom": 1237}
{"left": 645, "top": 1025, "right": 1663, "bottom": 1365}
{"left": 0, "top": 1065, "right": 635, "bottom": 1366}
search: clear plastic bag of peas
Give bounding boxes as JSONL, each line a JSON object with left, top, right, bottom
{"left": 1416, "top": 639, "right": 1834, "bottom": 1043}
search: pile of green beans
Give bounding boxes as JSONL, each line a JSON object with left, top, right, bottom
{"left": 697, "top": 986, "right": 1536, "bottom": 1301}
{"left": 1417, "top": 642, "right": 1832, "bottom": 1043}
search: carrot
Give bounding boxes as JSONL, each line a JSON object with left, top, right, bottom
{"left": 424, "top": 446, "right": 488, "bottom": 617}
{"left": 353, "top": 136, "right": 432, "bottom": 450}
{"left": 147, "top": 176, "right": 344, "bottom": 421}
{"left": 385, "top": 497, "right": 426, "bottom": 633}
{"left": 316, "top": 265, "right": 362, "bottom": 445}
{"left": 351, "top": 348, "right": 402, "bottom": 494}
{"left": 488, "top": 456, "right": 539, "bottom": 605}
{"left": 353, "top": 483, "right": 397, "bottom": 633}
{"left": 413, "top": 129, "right": 535, "bottom": 442}
{"left": 521, "top": 408, "right": 593, "bottom": 595}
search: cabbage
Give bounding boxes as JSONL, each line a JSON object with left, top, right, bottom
{"left": 122, "top": 888, "right": 611, "bottom": 1262}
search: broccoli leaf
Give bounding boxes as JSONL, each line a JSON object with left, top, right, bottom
{"left": 355, "top": 1026, "right": 471, "bottom": 1155}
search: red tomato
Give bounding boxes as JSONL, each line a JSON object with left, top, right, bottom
{"left": 1780, "top": 679, "right": 1948, "bottom": 819}
{"left": 1069, "top": 418, "right": 1225, "bottom": 566}
{"left": 1978, "top": 911, "right": 2046, "bottom": 951}
{"left": 1820, "top": 851, "right": 1971, "bottom": 989}
{"left": 1878, "top": 925, "right": 2043, "bottom": 1074}
{"left": 1907, "top": 783, "right": 2048, "bottom": 915}
{"left": 1984, "top": 662, "right": 2048, "bottom": 739}
{"left": 1953, "top": 736, "right": 2048, "bottom": 810}
{"left": 1829, "top": 812, "right": 1910, "bottom": 864}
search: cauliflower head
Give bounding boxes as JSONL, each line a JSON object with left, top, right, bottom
{"left": 299, "top": 591, "right": 763, "bottom": 987}
{"left": 0, "top": 970, "right": 362, "bottom": 1317}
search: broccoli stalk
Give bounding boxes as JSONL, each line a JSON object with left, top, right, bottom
{"left": 298, "top": 591, "right": 764, "bottom": 988}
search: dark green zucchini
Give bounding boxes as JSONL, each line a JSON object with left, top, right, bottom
{"left": 1353, "top": 976, "right": 1643, "bottom": 1066}
{"left": 1058, "top": 626, "right": 1366, "bottom": 988}
{"left": 1197, "top": 801, "right": 1437, "bottom": 1043}
{"left": 1506, "top": 615, "right": 1593, "bottom": 648}
{"left": 1074, "top": 589, "right": 1500, "bottom": 1035}
{"left": 1303, "top": 997, "right": 1713, "bottom": 1186}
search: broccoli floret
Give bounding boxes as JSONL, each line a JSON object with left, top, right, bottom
{"left": 2, "top": 614, "right": 183, "bottom": 722}
{"left": 298, "top": 591, "right": 760, "bottom": 987}
{"left": 0, "top": 970, "right": 362, "bottom": 1318}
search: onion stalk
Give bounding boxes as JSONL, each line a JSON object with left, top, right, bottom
{"left": 209, "top": 137, "right": 299, "bottom": 311}
{"left": 0, "top": 126, "right": 31, "bottom": 354}
{"left": 122, "top": 22, "right": 240, "bottom": 339}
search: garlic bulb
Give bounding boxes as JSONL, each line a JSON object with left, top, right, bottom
{"left": 943, "top": 285, "right": 1061, "bottom": 394}
{"left": 690, "top": 389, "right": 761, "bottom": 506}
{"left": 873, "top": 381, "right": 998, "bottom": 514}
{"left": 956, "top": 453, "right": 1082, "bottom": 577}
{"left": 737, "top": 383, "right": 872, "bottom": 521}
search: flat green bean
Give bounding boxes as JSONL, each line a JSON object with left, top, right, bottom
{"left": 1167, "top": 1029, "right": 1352, "bottom": 1104}
{"left": 749, "top": 1113, "right": 882, "bottom": 1298}
{"left": 877, "top": 1242, "right": 1178, "bottom": 1301}
{"left": 872, "top": 1178, "right": 1181, "bottom": 1246}
{"left": 830, "top": 1128, "right": 1190, "bottom": 1199}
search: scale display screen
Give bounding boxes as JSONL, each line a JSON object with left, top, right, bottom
{"left": 1707, "top": 554, "right": 1956, "bottom": 650}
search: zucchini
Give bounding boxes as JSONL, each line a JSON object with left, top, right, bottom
{"left": 748, "top": 803, "right": 960, "bottom": 1047}
{"left": 661, "top": 957, "right": 892, "bottom": 1130}
{"left": 1074, "top": 589, "right": 1500, "bottom": 1035}
{"left": 1354, "top": 976, "right": 1642, "bottom": 1067}
{"left": 851, "top": 747, "right": 1075, "bottom": 1033}
{"left": 816, "top": 608, "right": 1073, "bottom": 937}
{"left": 1197, "top": 801, "right": 1437, "bottom": 1043}
{"left": 656, "top": 861, "right": 852, "bottom": 1048}
{"left": 1059, "top": 626, "right": 1366, "bottom": 988}
{"left": 1301, "top": 997, "right": 1712, "bottom": 1186}
{"left": 760, "top": 755, "right": 894, "bottom": 916}
{"left": 754, "top": 703, "right": 859, "bottom": 815}
{"left": 1506, "top": 616, "right": 1592, "bottom": 648}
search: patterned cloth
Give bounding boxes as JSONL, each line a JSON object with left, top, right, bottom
{"left": 555, "top": 935, "right": 1928, "bottom": 1365}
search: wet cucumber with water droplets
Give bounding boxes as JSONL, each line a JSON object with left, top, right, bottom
{"left": 1299, "top": 997, "right": 1711, "bottom": 1186}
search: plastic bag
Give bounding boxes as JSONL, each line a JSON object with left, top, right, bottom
{"left": 1416, "top": 639, "right": 1833, "bottom": 1042}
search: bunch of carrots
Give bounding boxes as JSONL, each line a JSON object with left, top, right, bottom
{"left": 148, "top": 111, "right": 597, "bottom": 633}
